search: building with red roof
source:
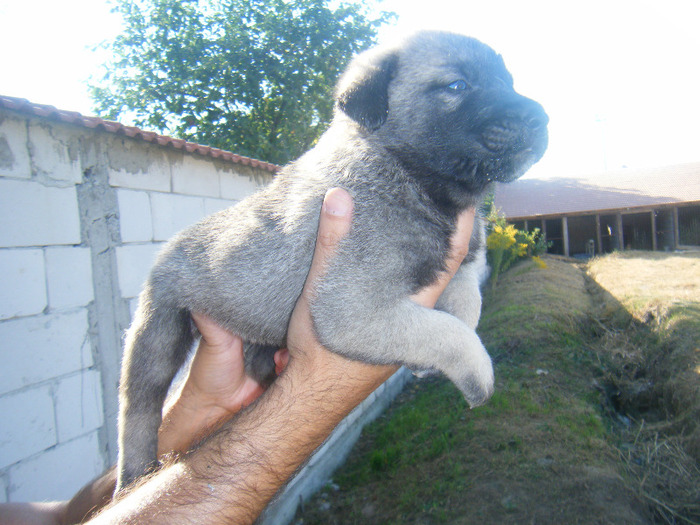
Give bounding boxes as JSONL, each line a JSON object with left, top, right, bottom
{"left": 494, "top": 163, "right": 700, "bottom": 257}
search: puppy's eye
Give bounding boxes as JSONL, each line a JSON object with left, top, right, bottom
{"left": 447, "top": 79, "right": 469, "bottom": 91}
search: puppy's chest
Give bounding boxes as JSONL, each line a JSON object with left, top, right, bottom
{"left": 349, "top": 197, "right": 454, "bottom": 292}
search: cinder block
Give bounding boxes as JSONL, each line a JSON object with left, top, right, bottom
{"left": 0, "top": 249, "right": 47, "bottom": 320}
{"left": 204, "top": 197, "right": 235, "bottom": 217}
{"left": 220, "top": 170, "right": 264, "bottom": 200}
{"left": 0, "top": 310, "right": 92, "bottom": 396}
{"left": 107, "top": 141, "right": 170, "bottom": 192}
{"left": 45, "top": 246, "right": 94, "bottom": 310}
{"left": 0, "top": 385, "right": 56, "bottom": 469}
{"left": 0, "top": 179, "right": 81, "bottom": 248}
{"left": 115, "top": 243, "right": 163, "bottom": 298}
{"left": 0, "top": 115, "right": 31, "bottom": 179}
{"left": 172, "top": 155, "right": 220, "bottom": 197}
{"left": 54, "top": 370, "right": 104, "bottom": 443}
{"left": 117, "top": 189, "right": 153, "bottom": 243}
{"left": 7, "top": 431, "right": 105, "bottom": 502}
{"left": 28, "top": 122, "right": 83, "bottom": 184}
{"left": 150, "top": 192, "right": 205, "bottom": 241}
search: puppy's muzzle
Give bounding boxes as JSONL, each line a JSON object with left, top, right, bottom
{"left": 482, "top": 96, "right": 548, "bottom": 155}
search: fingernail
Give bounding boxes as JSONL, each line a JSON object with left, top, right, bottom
{"left": 323, "top": 188, "right": 352, "bottom": 217}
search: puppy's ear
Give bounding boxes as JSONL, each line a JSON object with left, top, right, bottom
{"left": 335, "top": 49, "right": 398, "bottom": 130}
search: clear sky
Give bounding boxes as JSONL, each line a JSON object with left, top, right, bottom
{"left": 1, "top": 0, "right": 699, "bottom": 178}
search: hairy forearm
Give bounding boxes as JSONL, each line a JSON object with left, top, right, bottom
{"left": 89, "top": 355, "right": 397, "bottom": 525}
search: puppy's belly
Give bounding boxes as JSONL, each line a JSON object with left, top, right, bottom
{"left": 150, "top": 226, "right": 314, "bottom": 346}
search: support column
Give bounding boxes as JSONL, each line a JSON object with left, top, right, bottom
{"left": 673, "top": 207, "right": 680, "bottom": 249}
{"left": 541, "top": 219, "right": 547, "bottom": 248}
{"left": 651, "top": 210, "right": 657, "bottom": 251}
{"left": 562, "top": 216, "right": 570, "bottom": 257}
{"left": 78, "top": 164, "right": 131, "bottom": 465}
{"left": 616, "top": 213, "right": 624, "bottom": 250}
{"left": 595, "top": 214, "right": 602, "bottom": 254}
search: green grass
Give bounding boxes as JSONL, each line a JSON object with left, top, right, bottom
{"left": 295, "top": 253, "right": 700, "bottom": 524}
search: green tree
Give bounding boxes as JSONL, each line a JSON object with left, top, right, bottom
{"left": 90, "top": 0, "right": 394, "bottom": 164}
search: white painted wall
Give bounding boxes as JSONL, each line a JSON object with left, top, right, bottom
{"left": 0, "top": 109, "right": 273, "bottom": 502}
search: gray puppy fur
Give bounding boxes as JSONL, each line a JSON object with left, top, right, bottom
{"left": 116, "top": 30, "right": 548, "bottom": 491}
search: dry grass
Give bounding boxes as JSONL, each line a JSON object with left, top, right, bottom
{"left": 585, "top": 251, "right": 700, "bottom": 449}
{"left": 620, "top": 427, "right": 700, "bottom": 525}
{"left": 587, "top": 251, "right": 700, "bottom": 318}
{"left": 588, "top": 251, "right": 700, "bottom": 313}
{"left": 586, "top": 251, "right": 700, "bottom": 524}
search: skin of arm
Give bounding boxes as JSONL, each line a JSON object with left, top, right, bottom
{"left": 0, "top": 187, "right": 474, "bottom": 525}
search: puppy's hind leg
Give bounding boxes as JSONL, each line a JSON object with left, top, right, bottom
{"left": 436, "top": 219, "right": 489, "bottom": 330}
{"left": 435, "top": 257, "right": 486, "bottom": 330}
{"left": 116, "top": 291, "right": 194, "bottom": 493}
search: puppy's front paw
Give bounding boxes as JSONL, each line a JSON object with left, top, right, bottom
{"left": 454, "top": 348, "right": 494, "bottom": 408}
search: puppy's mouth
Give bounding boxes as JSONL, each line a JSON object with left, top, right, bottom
{"left": 481, "top": 120, "right": 530, "bottom": 153}
{"left": 471, "top": 115, "right": 548, "bottom": 184}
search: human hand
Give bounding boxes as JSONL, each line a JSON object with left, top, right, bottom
{"left": 157, "top": 314, "right": 288, "bottom": 456}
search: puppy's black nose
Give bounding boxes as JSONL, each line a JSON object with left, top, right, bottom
{"left": 526, "top": 111, "right": 548, "bottom": 131}
{"left": 505, "top": 97, "right": 549, "bottom": 131}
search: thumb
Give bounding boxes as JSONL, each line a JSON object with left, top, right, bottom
{"left": 303, "top": 188, "right": 354, "bottom": 292}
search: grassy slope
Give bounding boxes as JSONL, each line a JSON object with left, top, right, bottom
{"left": 295, "top": 253, "right": 699, "bottom": 525}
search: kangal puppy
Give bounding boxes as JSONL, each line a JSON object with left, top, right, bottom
{"left": 116, "top": 30, "right": 548, "bottom": 491}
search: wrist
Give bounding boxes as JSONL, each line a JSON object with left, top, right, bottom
{"left": 284, "top": 345, "right": 398, "bottom": 414}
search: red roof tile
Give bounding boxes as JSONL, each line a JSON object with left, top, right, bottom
{"left": 494, "top": 163, "right": 700, "bottom": 219}
{"left": 0, "top": 95, "right": 279, "bottom": 173}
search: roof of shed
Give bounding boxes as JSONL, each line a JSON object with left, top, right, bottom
{"left": 494, "top": 162, "right": 700, "bottom": 219}
{"left": 0, "top": 95, "right": 279, "bottom": 173}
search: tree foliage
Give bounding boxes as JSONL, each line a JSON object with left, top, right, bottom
{"left": 90, "top": 0, "right": 394, "bottom": 164}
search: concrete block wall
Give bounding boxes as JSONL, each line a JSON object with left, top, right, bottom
{"left": 0, "top": 108, "right": 272, "bottom": 503}
{"left": 0, "top": 112, "right": 104, "bottom": 503}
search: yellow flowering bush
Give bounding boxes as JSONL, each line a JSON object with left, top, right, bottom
{"left": 486, "top": 207, "right": 549, "bottom": 286}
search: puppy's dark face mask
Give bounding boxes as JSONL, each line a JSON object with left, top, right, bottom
{"left": 336, "top": 32, "right": 548, "bottom": 196}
